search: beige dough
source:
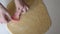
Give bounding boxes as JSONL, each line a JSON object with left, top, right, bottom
{"left": 7, "top": 0, "right": 51, "bottom": 34}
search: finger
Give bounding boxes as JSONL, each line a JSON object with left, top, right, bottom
{"left": 22, "top": 7, "right": 27, "bottom": 14}
{"left": 25, "top": 6, "right": 29, "bottom": 10}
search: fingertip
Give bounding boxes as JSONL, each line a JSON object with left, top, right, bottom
{"left": 26, "top": 6, "right": 29, "bottom": 10}
{"left": 22, "top": 8, "right": 27, "bottom": 14}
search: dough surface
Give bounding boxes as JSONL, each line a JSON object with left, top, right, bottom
{"left": 7, "top": 0, "right": 51, "bottom": 34}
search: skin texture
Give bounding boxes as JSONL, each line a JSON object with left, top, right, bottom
{"left": 0, "top": 3, "right": 11, "bottom": 23}
{"left": 12, "top": 0, "right": 29, "bottom": 21}
{"left": 7, "top": 0, "right": 51, "bottom": 34}
{"left": 0, "top": 0, "right": 29, "bottom": 24}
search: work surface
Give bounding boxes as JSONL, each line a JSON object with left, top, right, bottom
{"left": 43, "top": 0, "right": 60, "bottom": 34}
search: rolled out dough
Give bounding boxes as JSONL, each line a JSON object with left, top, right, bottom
{"left": 7, "top": 0, "right": 51, "bottom": 34}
